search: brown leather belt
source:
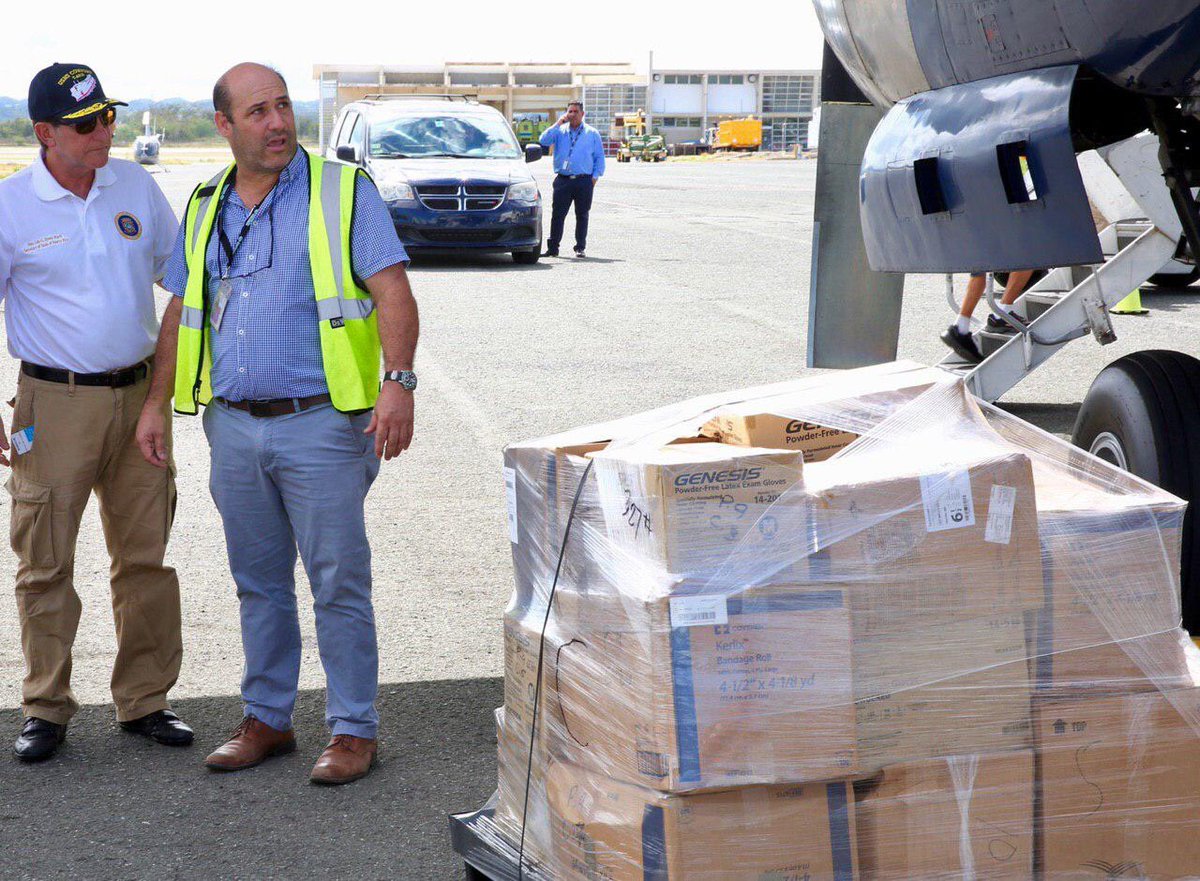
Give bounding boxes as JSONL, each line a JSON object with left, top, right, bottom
{"left": 22, "top": 360, "right": 148, "bottom": 388}
{"left": 215, "top": 393, "right": 332, "bottom": 418}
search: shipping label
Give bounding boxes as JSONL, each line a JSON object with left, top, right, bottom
{"left": 670, "top": 595, "right": 729, "bottom": 628}
{"left": 919, "top": 469, "right": 975, "bottom": 533}
{"left": 984, "top": 484, "right": 1018, "bottom": 545}
{"left": 504, "top": 466, "right": 518, "bottom": 544}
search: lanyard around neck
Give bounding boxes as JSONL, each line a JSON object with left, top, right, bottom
{"left": 215, "top": 172, "right": 275, "bottom": 279}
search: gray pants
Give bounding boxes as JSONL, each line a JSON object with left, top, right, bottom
{"left": 203, "top": 401, "right": 381, "bottom": 737}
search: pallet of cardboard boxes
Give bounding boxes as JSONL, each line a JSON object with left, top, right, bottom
{"left": 476, "top": 362, "right": 1200, "bottom": 880}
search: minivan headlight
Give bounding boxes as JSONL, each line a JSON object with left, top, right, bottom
{"left": 378, "top": 181, "right": 415, "bottom": 202}
{"left": 507, "top": 181, "right": 539, "bottom": 202}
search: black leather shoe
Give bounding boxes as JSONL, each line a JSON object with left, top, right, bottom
{"left": 119, "top": 710, "right": 194, "bottom": 747}
{"left": 13, "top": 717, "right": 66, "bottom": 762}
{"left": 542, "top": 248, "right": 559, "bottom": 257}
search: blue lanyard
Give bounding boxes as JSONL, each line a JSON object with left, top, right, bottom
{"left": 565, "top": 126, "right": 584, "bottom": 162}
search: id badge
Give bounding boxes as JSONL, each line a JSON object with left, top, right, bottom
{"left": 11, "top": 425, "right": 33, "bottom": 456}
{"left": 211, "top": 278, "right": 233, "bottom": 332}
{"left": 562, "top": 159, "right": 571, "bottom": 172}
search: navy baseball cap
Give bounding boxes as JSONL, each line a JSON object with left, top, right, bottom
{"left": 28, "top": 63, "right": 127, "bottom": 124}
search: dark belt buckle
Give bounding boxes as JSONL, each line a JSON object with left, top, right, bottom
{"left": 246, "top": 400, "right": 276, "bottom": 418}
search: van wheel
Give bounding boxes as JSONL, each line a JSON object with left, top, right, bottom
{"left": 512, "top": 249, "right": 540, "bottom": 265}
{"left": 1072, "top": 350, "right": 1200, "bottom": 632}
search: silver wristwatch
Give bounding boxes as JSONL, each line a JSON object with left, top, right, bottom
{"left": 383, "top": 370, "right": 417, "bottom": 391}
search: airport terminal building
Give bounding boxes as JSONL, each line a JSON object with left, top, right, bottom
{"left": 313, "top": 61, "right": 818, "bottom": 154}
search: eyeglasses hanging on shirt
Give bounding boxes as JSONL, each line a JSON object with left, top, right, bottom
{"left": 214, "top": 185, "right": 276, "bottom": 281}
{"left": 209, "top": 180, "right": 277, "bottom": 333}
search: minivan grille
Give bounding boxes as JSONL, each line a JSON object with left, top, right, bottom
{"left": 414, "top": 184, "right": 505, "bottom": 211}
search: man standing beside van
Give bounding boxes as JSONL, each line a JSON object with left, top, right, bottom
{"left": 540, "top": 101, "right": 606, "bottom": 258}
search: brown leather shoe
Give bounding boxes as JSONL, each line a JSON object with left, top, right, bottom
{"left": 309, "top": 734, "right": 377, "bottom": 785}
{"left": 204, "top": 715, "right": 296, "bottom": 772}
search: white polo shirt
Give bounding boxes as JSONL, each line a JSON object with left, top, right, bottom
{"left": 0, "top": 154, "right": 177, "bottom": 373}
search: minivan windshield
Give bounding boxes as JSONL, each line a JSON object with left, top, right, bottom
{"left": 369, "top": 112, "right": 521, "bottom": 159}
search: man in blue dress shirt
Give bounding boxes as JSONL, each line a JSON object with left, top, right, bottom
{"left": 136, "top": 63, "right": 418, "bottom": 785}
{"left": 538, "top": 101, "right": 606, "bottom": 258}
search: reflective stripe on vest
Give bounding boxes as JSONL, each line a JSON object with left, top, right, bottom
{"left": 173, "top": 152, "right": 382, "bottom": 414}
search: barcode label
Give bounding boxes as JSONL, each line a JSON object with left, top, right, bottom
{"left": 670, "top": 595, "right": 729, "bottom": 628}
{"left": 919, "top": 469, "right": 975, "bottom": 533}
{"left": 985, "top": 484, "right": 1018, "bottom": 544}
{"left": 504, "top": 467, "right": 519, "bottom": 544}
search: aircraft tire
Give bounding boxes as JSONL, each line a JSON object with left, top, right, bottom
{"left": 1072, "top": 350, "right": 1200, "bottom": 632}
{"left": 1148, "top": 267, "right": 1200, "bottom": 289}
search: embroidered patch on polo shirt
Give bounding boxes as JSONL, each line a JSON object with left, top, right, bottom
{"left": 115, "top": 212, "right": 142, "bottom": 240}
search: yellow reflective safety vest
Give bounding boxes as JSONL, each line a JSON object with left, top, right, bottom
{"left": 174, "top": 152, "right": 381, "bottom": 414}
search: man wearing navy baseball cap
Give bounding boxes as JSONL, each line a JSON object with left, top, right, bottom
{"left": 0, "top": 63, "right": 190, "bottom": 763}
{"left": 28, "top": 62, "right": 128, "bottom": 126}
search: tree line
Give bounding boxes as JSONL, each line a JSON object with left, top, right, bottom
{"left": 0, "top": 104, "right": 319, "bottom": 145}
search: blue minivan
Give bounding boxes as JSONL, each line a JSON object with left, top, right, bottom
{"left": 325, "top": 97, "right": 544, "bottom": 263}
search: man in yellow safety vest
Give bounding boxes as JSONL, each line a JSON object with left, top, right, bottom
{"left": 136, "top": 62, "right": 419, "bottom": 785}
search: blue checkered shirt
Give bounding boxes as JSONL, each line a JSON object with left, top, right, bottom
{"left": 162, "top": 148, "right": 408, "bottom": 401}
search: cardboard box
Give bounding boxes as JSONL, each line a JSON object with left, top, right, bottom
{"left": 504, "top": 435, "right": 715, "bottom": 618}
{"left": 699, "top": 362, "right": 945, "bottom": 462}
{"left": 855, "top": 750, "right": 1034, "bottom": 879}
{"left": 853, "top": 613, "right": 1033, "bottom": 770}
{"left": 702, "top": 412, "right": 859, "bottom": 462}
{"left": 545, "top": 760, "right": 858, "bottom": 880}
{"left": 804, "top": 450, "right": 1044, "bottom": 637}
{"left": 1036, "top": 689, "right": 1200, "bottom": 879}
{"left": 592, "top": 442, "right": 808, "bottom": 580}
{"left": 494, "top": 612, "right": 557, "bottom": 865}
{"left": 549, "top": 584, "right": 859, "bottom": 792}
{"left": 1028, "top": 460, "right": 1191, "bottom": 695}
{"left": 503, "top": 434, "right": 615, "bottom": 613}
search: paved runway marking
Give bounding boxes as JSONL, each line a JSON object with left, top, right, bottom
{"left": 416, "top": 347, "right": 507, "bottom": 454}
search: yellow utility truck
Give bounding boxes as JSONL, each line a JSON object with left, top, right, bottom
{"left": 708, "top": 117, "right": 763, "bottom": 152}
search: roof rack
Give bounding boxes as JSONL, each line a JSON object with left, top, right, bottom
{"left": 360, "top": 94, "right": 478, "bottom": 103}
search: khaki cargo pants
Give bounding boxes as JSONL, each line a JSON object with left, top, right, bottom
{"left": 7, "top": 369, "right": 181, "bottom": 725}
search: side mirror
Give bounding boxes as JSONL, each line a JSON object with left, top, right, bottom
{"left": 336, "top": 144, "right": 361, "bottom": 164}
{"left": 525, "top": 144, "right": 543, "bottom": 163}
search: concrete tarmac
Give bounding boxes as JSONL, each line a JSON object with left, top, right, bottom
{"left": 0, "top": 156, "right": 1197, "bottom": 879}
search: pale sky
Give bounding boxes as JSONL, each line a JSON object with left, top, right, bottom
{"left": 0, "top": 2, "right": 825, "bottom": 102}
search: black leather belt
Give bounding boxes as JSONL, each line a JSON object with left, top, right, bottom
{"left": 22, "top": 360, "right": 148, "bottom": 388}
{"left": 215, "top": 393, "right": 332, "bottom": 418}
{"left": 558, "top": 173, "right": 590, "bottom": 179}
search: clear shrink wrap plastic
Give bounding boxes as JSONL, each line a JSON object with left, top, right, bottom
{"left": 474, "top": 361, "right": 1200, "bottom": 880}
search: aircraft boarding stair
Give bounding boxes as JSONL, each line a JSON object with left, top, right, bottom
{"left": 937, "top": 133, "right": 1189, "bottom": 402}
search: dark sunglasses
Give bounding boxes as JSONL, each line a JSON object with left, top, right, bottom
{"left": 64, "top": 106, "right": 117, "bottom": 135}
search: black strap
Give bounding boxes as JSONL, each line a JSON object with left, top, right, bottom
{"left": 213, "top": 166, "right": 279, "bottom": 278}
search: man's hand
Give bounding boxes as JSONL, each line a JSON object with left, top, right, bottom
{"left": 136, "top": 404, "right": 170, "bottom": 468}
{"left": 0, "top": 417, "right": 10, "bottom": 468}
{"left": 592, "top": 176, "right": 599, "bottom": 184}
{"left": 556, "top": 113, "right": 569, "bottom": 126}
{"left": 364, "top": 381, "right": 413, "bottom": 461}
